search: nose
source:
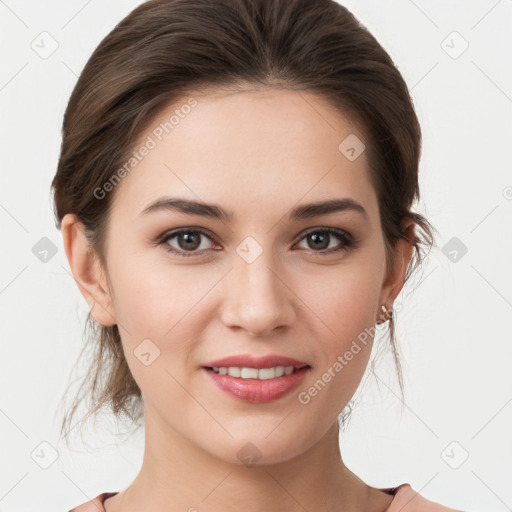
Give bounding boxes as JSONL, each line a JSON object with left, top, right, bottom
{"left": 220, "top": 251, "right": 296, "bottom": 337}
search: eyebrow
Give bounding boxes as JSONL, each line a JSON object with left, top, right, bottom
{"left": 140, "top": 197, "right": 368, "bottom": 222}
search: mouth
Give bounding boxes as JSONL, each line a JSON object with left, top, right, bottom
{"left": 202, "top": 364, "right": 311, "bottom": 403}
{"left": 204, "top": 364, "right": 311, "bottom": 380}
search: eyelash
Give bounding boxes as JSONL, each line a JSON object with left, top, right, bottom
{"left": 155, "top": 227, "right": 359, "bottom": 258}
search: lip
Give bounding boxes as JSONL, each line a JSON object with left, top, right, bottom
{"left": 202, "top": 354, "right": 310, "bottom": 370}
{"left": 203, "top": 366, "right": 310, "bottom": 403}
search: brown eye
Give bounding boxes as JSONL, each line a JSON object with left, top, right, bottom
{"left": 174, "top": 232, "right": 202, "bottom": 251}
{"left": 296, "top": 228, "right": 355, "bottom": 255}
{"left": 159, "top": 228, "right": 216, "bottom": 257}
{"left": 156, "top": 226, "right": 358, "bottom": 259}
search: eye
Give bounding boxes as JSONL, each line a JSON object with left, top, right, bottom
{"left": 157, "top": 227, "right": 217, "bottom": 258}
{"left": 295, "top": 228, "right": 356, "bottom": 256}
{"left": 155, "top": 227, "right": 358, "bottom": 258}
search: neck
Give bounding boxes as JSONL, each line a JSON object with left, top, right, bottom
{"left": 108, "top": 406, "right": 387, "bottom": 512}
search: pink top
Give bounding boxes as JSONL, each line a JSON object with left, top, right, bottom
{"left": 67, "top": 483, "right": 464, "bottom": 511}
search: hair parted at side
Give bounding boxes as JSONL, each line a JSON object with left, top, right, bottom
{"left": 51, "top": 0, "right": 436, "bottom": 445}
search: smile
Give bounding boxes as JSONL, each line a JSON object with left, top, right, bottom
{"left": 203, "top": 366, "right": 310, "bottom": 403}
{"left": 209, "top": 365, "right": 299, "bottom": 379}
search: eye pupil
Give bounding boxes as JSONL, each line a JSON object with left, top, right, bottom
{"left": 308, "top": 232, "right": 329, "bottom": 250}
{"left": 179, "top": 232, "right": 201, "bottom": 250}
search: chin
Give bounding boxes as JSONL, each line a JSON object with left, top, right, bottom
{"left": 203, "top": 431, "right": 311, "bottom": 468}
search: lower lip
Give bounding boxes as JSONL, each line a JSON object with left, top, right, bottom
{"left": 203, "top": 367, "right": 309, "bottom": 403}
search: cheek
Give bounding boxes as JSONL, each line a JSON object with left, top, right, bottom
{"left": 304, "top": 256, "right": 383, "bottom": 386}
{"left": 302, "top": 279, "right": 379, "bottom": 414}
{"left": 108, "top": 265, "right": 196, "bottom": 405}
{"left": 105, "top": 247, "right": 220, "bottom": 373}
{"left": 106, "top": 243, "right": 192, "bottom": 333}
{"left": 311, "top": 259, "right": 383, "bottom": 333}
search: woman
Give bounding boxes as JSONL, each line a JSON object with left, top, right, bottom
{"left": 52, "top": 0, "right": 464, "bottom": 510}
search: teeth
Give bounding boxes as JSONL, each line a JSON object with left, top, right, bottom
{"left": 211, "top": 365, "right": 297, "bottom": 379}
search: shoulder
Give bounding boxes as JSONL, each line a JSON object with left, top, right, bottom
{"left": 67, "top": 492, "right": 119, "bottom": 512}
{"left": 387, "top": 483, "right": 464, "bottom": 512}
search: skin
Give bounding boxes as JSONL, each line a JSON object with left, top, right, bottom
{"left": 62, "top": 87, "right": 414, "bottom": 512}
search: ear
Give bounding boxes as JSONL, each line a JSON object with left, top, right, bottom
{"left": 378, "top": 218, "right": 416, "bottom": 314}
{"left": 61, "top": 213, "right": 117, "bottom": 326}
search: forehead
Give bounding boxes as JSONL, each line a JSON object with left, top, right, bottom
{"left": 110, "top": 87, "right": 379, "bottom": 224}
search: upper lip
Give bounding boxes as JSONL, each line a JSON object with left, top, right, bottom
{"left": 203, "top": 354, "right": 310, "bottom": 369}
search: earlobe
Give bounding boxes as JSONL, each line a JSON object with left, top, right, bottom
{"left": 378, "top": 219, "right": 416, "bottom": 313}
{"left": 61, "top": 213, "right": 117, "bottom": 327}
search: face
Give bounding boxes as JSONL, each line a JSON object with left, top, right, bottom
{"left": 67, "top": 87, "right": 409, "bottom": 465}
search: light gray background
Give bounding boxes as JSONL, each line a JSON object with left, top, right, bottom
{"left": 1, "top": 1, "right": 511, "bottom": 511}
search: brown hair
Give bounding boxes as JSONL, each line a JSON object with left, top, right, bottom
{"left": 51, "top": 0, "right": 436, "bottom": 444}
